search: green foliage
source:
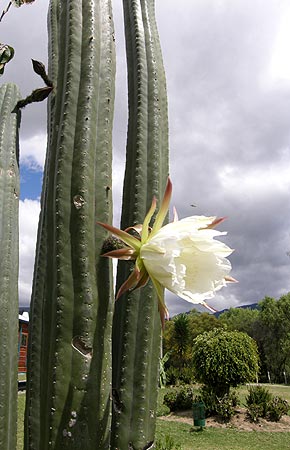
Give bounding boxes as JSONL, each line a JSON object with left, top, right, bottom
{"left": 155, "top": 435, "right": 182, "bottom": 450}
{"left": 215, "top": 394, "right": 237, "bottom": 422}
{"left": 165, "top": 366, "right": 195, "bottom": 386}
{"left": 267, "top": 396, "right": 289, "bottom": 422}
{"left": 194, "top": 386, "right": 238, "bottom": 421}
{"left": 163, "top": 386, "right": 194, "bottom": 412}
{"left": 245, "top": 385, "right": 289, "bottom": 422}
{"left": 258, "top": 294, "right": 290, "bottom": 383}
{"left": 159, "top": 352, "right": 170, "bottom": 388}
{"left": 245, "top": 385, "right": 272, "bottom": 418}
{"left": 163, "top": 311, "right": 223, "bottom": 378}
{"left": 192, "top": 328, "right": 259, "bottom": 397}
{"left": 219, "top": 307, "right": 259, "bottom": 335}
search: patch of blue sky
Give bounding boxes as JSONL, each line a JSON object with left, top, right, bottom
{"left": 20, "top": 164, "right": 43, "bottom": 201}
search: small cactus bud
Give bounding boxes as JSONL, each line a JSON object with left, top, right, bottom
{"left": 31, "top": 59, "right": 53, "bottom": 87}
{"left": 101, "top": 236, "right": 125, "bottom": 255}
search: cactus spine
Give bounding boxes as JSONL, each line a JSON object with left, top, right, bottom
{"left": 24, "top": 1, "right": 116, "bottom": 448}
{"left": 111, "top": 1, "right": 169, "bottom": 448}
{"left": 0, "top": 82, "right": 21, "bottom": 450}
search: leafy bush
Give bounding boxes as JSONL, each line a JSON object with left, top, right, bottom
{"left": 194, "top": 386, "right": 217, "bottom": 417}
{"left": 267, "top": 396, "right": 289, "bottom": 422}
{"left": 192, "top": 329, "right": 259, "bottom": 397}
{"left": 155, "top": 435, "right": 181, "bottom": 450}
{"left": 246, "top": 403, "right": 264, "bottom": 422}
{"left": 163, "top": 386, "right": 194, "bottom": 412}
{"left": 245, "top": 385, "right": 272, "bottom": 418}
{"left": 245, "top": 386, "right": 289, "bottom": 422}
{"left": 194, "top": 386, "right": 238, "bottom": 421}
{"left": 216, "top": 391, "right": 239, "bottom": 422}
{"left": 164, "top": 367, "right": 179, "bottom": 386}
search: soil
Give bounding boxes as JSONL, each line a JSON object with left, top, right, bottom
{"left": 159, "top": 408, "right": 290, "bottom": 432}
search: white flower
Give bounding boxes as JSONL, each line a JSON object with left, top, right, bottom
{"left": 140, "top": 216, "right": 234, "bottom": 308}
{"left": 97, "top": 178, "right": 236, "bottom": 326}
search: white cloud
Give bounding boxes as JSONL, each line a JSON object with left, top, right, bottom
{"left": 20, "top": 133, "right": 46, "bottom": 170}
{"left": 19, "top": 199, "right": 40, "bottom": 305}
{"left": 268, "top": 7, "right": 290, "bottom": 82}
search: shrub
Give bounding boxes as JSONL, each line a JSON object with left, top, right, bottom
{"left": 195, "top": 386, "right": 217, "bottom": 417}
{"left": 245, "top": 385, "right": 272, "bottom": 418}
{"left": 215, "top": 394, "right": 236, "bottom": 422}
{"left": 194, "top": 386, "right": 238, "bottom": 421}
{"left": 163, "top": 386, "right": 194, "bottom": 412}
{"left": 192, "top": 329, "right": 259, "bottom": 397}
{"left": 267, "top": 396, "right": 289, "bottom": 422}
{"left": 246, "top": 403, "right": 264, "bottom": 422}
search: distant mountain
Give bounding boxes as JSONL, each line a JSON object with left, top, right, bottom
{"left": 214, "top": 303, "right": 259, "bottom": 318}
{"left": 19, "top": 306, "right": 30, "bottom": 314}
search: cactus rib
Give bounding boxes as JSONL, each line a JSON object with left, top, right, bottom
{"left": 110, "top": 0, "right": 169, "bottom": 448}
{"left": 24, "top": 1, "right": 115, "bottom": 449}
{"left": 0, "top": 82, "right": 21, "bottom": 450}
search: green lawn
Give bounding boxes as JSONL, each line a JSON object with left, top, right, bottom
{"left": 156, "top": 420, "right": 290, "bottom": 450}
{"left": 17, "top": 385, "right": 290, "bottom": 450}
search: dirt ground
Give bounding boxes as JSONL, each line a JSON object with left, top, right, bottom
{"left": 160, "top": 408, "right": 290, "bottom": 432}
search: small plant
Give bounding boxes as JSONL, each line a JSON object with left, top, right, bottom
{"left": 163, "top": 386, "right": 194, "bottom": 412}
{"left": 195, "top": 386, "right": 217, "bottom": 417}
{"left": 246, "top": 404, "right": 264, "bottom": 422}
{"left": 245, "top": 385, "right": 273, "bottom": 418}
{"left": 195, "top": 387, "right": 239, "bottom": 421}
{"left": 267, "top": 396, "right": 289, "bottom": 422}
{"left": 216, "top": 393, "right": 237, "bottom": 422}
{"left": 155, "top": 435, "right": 182, "bottom": 450}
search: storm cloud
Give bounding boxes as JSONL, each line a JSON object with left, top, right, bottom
{"left": 2, "top": 0, "right": 290, "bottom": 315}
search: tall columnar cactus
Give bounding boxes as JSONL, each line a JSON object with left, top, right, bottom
{"left": 24, "top": 1, "right": 116, "bottom": 448}
{"left": 111, "top": 1, "right": 169, "bottom": 448}
{"left": 0, "top": 82, "right": 21, "bottom": 450}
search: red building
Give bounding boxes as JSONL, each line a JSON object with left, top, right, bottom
{"left": 18, "top": 312, "right": 29, "bottom": 373}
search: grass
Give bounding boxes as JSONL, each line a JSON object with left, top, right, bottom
{"left": 156, "top": 420, "right": 290, "bottom": 450}
{"left": 17, "top": 385, "right": 290, "bottom": 450}
{"left": 18, "top": 373, "right": 26, "bottom": 382}
{"left": 17, "top": 392, "right": 25, "bottom": 450}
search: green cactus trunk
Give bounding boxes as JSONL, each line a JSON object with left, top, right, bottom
{"left": 24, "top": 1, "right": 116, "bottom": 449}
{"left": 0, "top": 82, "right": 21, "bottom": 450}
{"left": 110, "top": 1, "right": 169, "bottom": 448}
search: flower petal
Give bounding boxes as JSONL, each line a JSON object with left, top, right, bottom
{"left": 150, "top": 274, "right": 169, "bottom": 329}
{"left": 141, "top": 197, "right": 157, "bottom": 244}
{"left": 116, "top": 268, "right": 140, "bottom": 300}
{"left": 101, "top": 248, "right": 136, "bottom": 260}
{"left": 150, "top": 178, "right": 172, "bottom": 238}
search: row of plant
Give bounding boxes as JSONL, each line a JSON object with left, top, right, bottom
{"left": 161, "top": 384, "right": 289, "bottom": 424}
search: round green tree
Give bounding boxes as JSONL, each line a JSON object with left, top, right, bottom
{"left": 192, "top": 328, "right": 259, "bottom": 397}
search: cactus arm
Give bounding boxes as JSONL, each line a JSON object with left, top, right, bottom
{"left": 111, "top": 0, "right": 169, "bottom": 448}
{"left": 24, "top": 1, "right": 115, "bottom": 449}
{"left": 24, "top": 2, "right": 60, "bottom": 448}
{"left": 0, "top": 82, "right": 21, "bottom": 450}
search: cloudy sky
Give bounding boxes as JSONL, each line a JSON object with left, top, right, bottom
{"left": 2, "top": 0, "right": 290, "bottom": 317}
